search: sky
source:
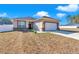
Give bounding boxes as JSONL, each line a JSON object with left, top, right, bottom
{"left": 0, "top": 4, "right": 79, "bottom": 25}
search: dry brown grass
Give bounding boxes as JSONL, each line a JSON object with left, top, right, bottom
{"left": 0, "top": 31, "right": 79, "bottom": 54}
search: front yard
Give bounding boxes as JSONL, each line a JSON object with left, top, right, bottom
{"left": 0, "top": 31, "right": 79, "bottom": 54}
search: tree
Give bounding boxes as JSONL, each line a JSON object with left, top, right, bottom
{"left": 0, "top": 17, "right": 12, "bottom": 25}
{"left": 67, "top": 15, "right": 79, "bottom": 24}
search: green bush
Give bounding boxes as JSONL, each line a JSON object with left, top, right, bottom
{"left": 31, "top": 29, "right": 37, "bottom": 33}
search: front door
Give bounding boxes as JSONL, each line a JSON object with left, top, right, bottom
{"left": 28, "top": 22, "right": 32, "bottom": 29}
{"left": 18, "top": 21, "right": 26, "bottom": 28}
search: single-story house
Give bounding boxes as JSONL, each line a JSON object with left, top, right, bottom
{"left": 13, "top": 16, "right": 59, "bottom": 31}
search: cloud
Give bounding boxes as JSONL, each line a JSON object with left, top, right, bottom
{"left": 0, "top": 13, "right": 8, "bottom": 17}
{"left": 56, "top": 4, "right": 79, "bottom": 12}
{"left": 34, "top": 11, "right": 50, "bottom": 17}
{"left": 56, "top": 13, "right": 66, "bottom": 18}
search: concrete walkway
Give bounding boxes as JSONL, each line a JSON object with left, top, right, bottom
{"left": 37, "top": 31, "right": 79, "bottom": 40}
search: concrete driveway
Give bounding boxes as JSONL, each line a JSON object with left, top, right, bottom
{"left": 52, "top": 31, "right": 79, "bottom": 40}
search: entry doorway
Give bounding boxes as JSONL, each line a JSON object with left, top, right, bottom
{"left": 28, "top": 22, "right": 33, "bottom": 29}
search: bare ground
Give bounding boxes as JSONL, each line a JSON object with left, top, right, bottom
{"left": 0, "top": 31, "right": 79, "bottom": 54}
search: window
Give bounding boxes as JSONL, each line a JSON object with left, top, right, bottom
{"left": 18, "top": 21, "right": 26, "bottom": 28}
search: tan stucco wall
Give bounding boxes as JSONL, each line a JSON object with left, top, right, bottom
{"left": 26, "top": 22, "right": 29, "bottom": 28}
{"left": 13, "top": 21, "right": 18, "bottom": 28}
{"left": 33, "top": 22, "right": 43, "bottom": 31}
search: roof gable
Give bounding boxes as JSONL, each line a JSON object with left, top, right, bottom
{"left": 35, "top": 16, "right": 59, "bottom": 23}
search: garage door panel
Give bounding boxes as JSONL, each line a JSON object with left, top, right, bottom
{"left": 45, "top": 23, "right": 57, "bottom": 31}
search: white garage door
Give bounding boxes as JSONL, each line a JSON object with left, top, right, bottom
{"left": 45, "top": 23, "right": 57, "bottom": 31}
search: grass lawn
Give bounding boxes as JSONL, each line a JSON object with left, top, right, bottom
{"left": 0, "top": 31, "right": 79, "bottom": 54}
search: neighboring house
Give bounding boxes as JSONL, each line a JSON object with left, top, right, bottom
{"left": 59, "top": 24, "right": 79, "bottom": 28}
{"left": 13, "top": 16, "right": 59, "bottom": 31}
{"left": 0, "top": 25, "right": 13, "bottom": 32}
{"left": 0, "top": 17, "right": 13, "bottom": 32}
